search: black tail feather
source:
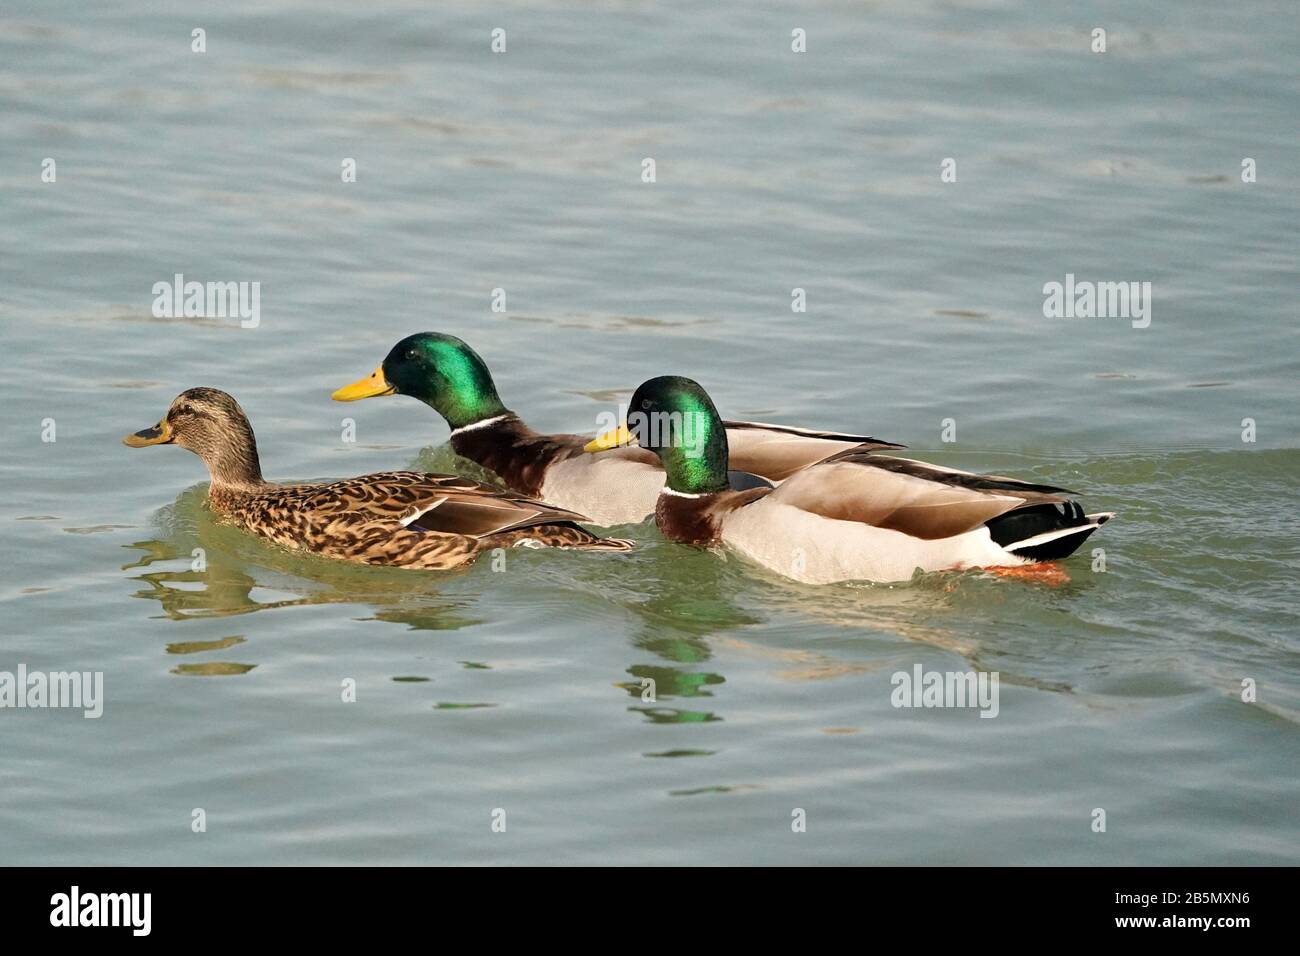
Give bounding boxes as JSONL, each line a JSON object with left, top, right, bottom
{"left": 986, "top": 502, "right": 1104, "bottom": 561}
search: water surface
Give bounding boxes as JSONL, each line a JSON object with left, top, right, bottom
{"left": 1, "top": 0, "right": 1297, "bottom": 864}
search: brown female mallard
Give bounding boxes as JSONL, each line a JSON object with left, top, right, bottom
{"left": 123, "top": 388, "right": 632, "bottom": 569}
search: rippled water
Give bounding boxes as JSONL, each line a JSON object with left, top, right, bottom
{"left": 2, "top": 0, "right": 1297, "bottom": 864}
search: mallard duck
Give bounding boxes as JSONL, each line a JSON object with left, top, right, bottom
{"left": 584, "top": 376, "right": 1113, "bottom": 584}
{"left": 123, "top": 388, "right": 632, "bottom": 570}
{"left": 331, "top": 332, "right": 903, "bottom": 525}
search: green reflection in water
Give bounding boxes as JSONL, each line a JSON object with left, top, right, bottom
{"left": 434, "top": 702, "right": 496, "bottom": 710}
{"left": 619, "top": 666, "right": 724, "bottom": 700}
{"left": 631, "top": 706, "right": 720, "bottom": 724}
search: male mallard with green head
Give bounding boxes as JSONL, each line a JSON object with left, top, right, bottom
{"left": 584, "top": 376, "right": 1113, "bottom": 584}
{"left": 123, "top": 388, "right": 631, "bottom": 569}
{"left": 332, "top": 332, "right": 902, "bottom": 525}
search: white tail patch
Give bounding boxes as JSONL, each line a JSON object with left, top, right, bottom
{"left": 1004, "top": 517, "right": 1108, "bottom": 553}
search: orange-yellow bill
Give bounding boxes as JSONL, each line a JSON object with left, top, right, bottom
{"left": 584, "top": 423, "right": 633, "bottom": 453}
{"left": 332, "top": 366, "right": 396, "bottom": 401}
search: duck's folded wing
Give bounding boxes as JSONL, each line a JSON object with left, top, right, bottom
{"left": 415, "top": 484, "right": 593, "bottom": 538}
{"left": 722, "top": 421, "right": 906, "bottom": 482}
{"left": 300, "top": 471, "right": 475, "bottom": 520}
{"left": 765, "top": 454, "right": 1072, "bottom": 540}
{"left": 302, "top": 471, "right": 592, "bottom": 538}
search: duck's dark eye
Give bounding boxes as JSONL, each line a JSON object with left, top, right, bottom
{"left": 641, "top": 399, "right": 654, "bottom": 411}
{"left": 406, "top": 348, "right": 420, "bottom": 362}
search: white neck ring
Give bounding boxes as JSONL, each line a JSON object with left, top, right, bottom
{"left": 449, "top": 414, "right": 509, "bottom": 437}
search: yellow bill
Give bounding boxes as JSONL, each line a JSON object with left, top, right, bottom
{"left": 584, "top": 423, "right": 633, "bottom": 453}
{"left": 122, "top": 420, "right": 174, "bottom": 447}
{"left": 332, "top": 366, "right": 396, "bottom": 401}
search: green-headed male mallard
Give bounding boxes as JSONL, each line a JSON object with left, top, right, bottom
{"left": 584, "top": 376, "right": 1113, "bottom": 584}
{"left": 123, "top": 387, "right": 631, "bottom": 570}
{"left": 331, "top": 332, "right": 903, "bottom": 525}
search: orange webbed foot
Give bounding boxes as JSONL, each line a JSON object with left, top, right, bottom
{"left": 988, "top": 562, "right": 1070, "bottom": 586}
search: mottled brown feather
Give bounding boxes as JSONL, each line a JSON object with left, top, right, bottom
{"left": 209, "top": 471, "right": 631, "bottom": 569}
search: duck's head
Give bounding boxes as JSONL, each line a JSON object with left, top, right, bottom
{"left": 585, "top": 375, "right": 730, "bottom": 494}
{"left": 123, "top": 387, "right": 263, "bottom": 485}
{"left": 332, "top": 332, "right": 507, "bottom": 430}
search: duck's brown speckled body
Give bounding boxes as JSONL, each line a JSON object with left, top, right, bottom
{"left": 125, "top": 388, "right": 631, "bottom": 570}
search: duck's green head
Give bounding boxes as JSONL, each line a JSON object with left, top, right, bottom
{"left": 585, "top": 375, "right": 730, "bottom": 494}
{"left": 332, "top": 332, "right": 507, "bottom": 429}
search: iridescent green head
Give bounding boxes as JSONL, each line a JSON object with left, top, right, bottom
{"left": 332, "top": 332, "right": 507, "bottom": 430}
{"left": 588, "top": 376, "right": 730, "bottom": 494}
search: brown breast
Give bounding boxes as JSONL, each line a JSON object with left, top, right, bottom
{"left": 449, "top": 416, "right": 581, "bottom": 497}
{"left": 655, "top": 487, "right": 772, "bottom": 545}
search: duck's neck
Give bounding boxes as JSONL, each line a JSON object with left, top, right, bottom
{"left": 447, "top": 408, "right": 517, "bottom": 439}
{"left": 200, "top": 428, "right": 266, "bottom": 492}
{"left": 441, "top": 395, "right": 509, "bottom": 431}
{"left": 448, "top": 413, "right": 552, "bottom": 496}
{"left": 413, "top": 366, "right": 508, "bottom": 431}
{"left": 655, "top": 410, "right": 730, "bottom": 495}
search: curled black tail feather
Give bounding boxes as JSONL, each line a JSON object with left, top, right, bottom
{"left": 986, "top": 502, "right": 1103, "bottom": 561}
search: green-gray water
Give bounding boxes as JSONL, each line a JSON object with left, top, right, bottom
{"left": 2, "top": 0, "right": 1297, "bottom": 864}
